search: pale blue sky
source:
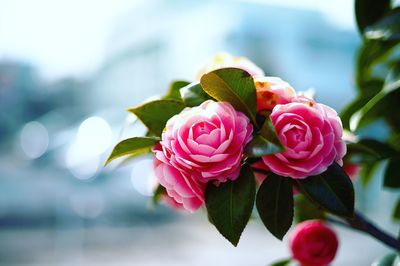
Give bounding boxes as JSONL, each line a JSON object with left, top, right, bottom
{"left": 0, "top": 0, "right": 354, "bottom": 80}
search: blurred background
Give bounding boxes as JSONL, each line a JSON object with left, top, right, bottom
{"left": 0, "top": 0, "right": 397, "bottom": 265}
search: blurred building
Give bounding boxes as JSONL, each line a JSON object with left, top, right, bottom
{"left": 0, "top": 61, "right": 90, "bottom": 146}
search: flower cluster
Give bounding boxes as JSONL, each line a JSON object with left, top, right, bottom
{"left": 153, "top": 53, "right": 346, "bottom": 211}
{"left": 106, "top": 53, "right": 355, "bottom": 254}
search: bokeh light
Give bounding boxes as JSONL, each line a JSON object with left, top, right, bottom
{"left": 130, "top": 156, "right": 158, "bottom": 196}
{"left": 20, "top": 121, "right": 49, "bottom": 159}
{"left": 76, "top": 116, "right": 112, "bottom": 156}
{"left": 66, "top": 116, "right": 112, "bottom": 179}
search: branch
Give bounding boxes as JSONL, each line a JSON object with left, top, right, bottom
{"left": 347, "top": 211, "right": 400, "bottom": 250}
{"left": 328, "top": 211, "right": 400, "bottom": 251}
{"left": 254, "top": 168, "right": 400, "bottom": 250}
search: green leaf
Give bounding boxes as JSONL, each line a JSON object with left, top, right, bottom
{"left": 113, "top": 153, "right": 147, "bottom": 169}
{"left": 259, "top": 118, "right": 285, "bottom": 149}
{"left": 245, "top": 118, "right": 285, "bottom": 157}
{"left": 372, "top": 253, "right": 397, "bottom": 266}
{"left": 355, "top": 0, "right": 391, "bottom": 33}
{"left": 365, "top": 8, "right": 400, "bottom": 41}
{"left": 350, "top": 63, "right": 400, "bottom": 131}
{"left": 294, "top": 194, "right": 325, "bottom": 223}
{"left": 256, "top": 173, "right": 293, "bottom": 240}
{"left": 384, "top": 158, "right": 400, "bottom": 188}
{"left": 341, "top": 80, "right": 383, "bottom": 129}
{"left": 152, "top": 184, "right": 166, "bottom": 205}
{"left": 128, "top": 100, "right": 185, "bottom": 136}
{"left": 163, "top": 80, "right": 189, "bottom": 101}
{"left": 179, "top": 82, "right": 213, "bottom": 107}
{"left": 346, "top": 139, "right": 397, "bottom": 164}
{"left": 360, "top": 161, "right": 379, "bottom": 187}
{"left": 245, "top": 135, "right": 282, "bottom": 157}
{"left": 205, "top": 164, "right": 256, "bottom": 246}
{"left": 104, "top": 137, "right": 159, "bottom": 166}
{"left": 357, "top": 139, "right": 397, "bottom": 157}
{"left": 393, "top": 198, "right": 400, "bottom": 221}
{"left": 270, "top": 258, "right": 292, "bottom": 266}
{"left": 389, "top": 133, "right": 400, "bottom": 151}
{"left": 346, "top": 143, "right": 380, "bottom": 164}
{"left": 355, "top": 41, "right": 396, "bottom": 90}
{"left": 200, "top": 68, "right": 257, "bottom": 123}
{"left": 297, "top": 163, "right": 355, "bottom": 218}
{"left": 245, "top": 115, "right": 285, "bottom": 157}
{"left": 393, "top": 255, "right": 400, "bottom": 266}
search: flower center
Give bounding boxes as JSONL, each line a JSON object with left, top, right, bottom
{"left": 192, "top": 121, "right": 217, "bottom": 139}
{"left": 285, "top": 127, "right": 306, "bottom": 149}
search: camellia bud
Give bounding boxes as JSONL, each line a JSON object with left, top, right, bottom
{"left": 255, "top": 76, "right": 296, "bottom": 111}
{"left": 289, "top": 220, "right": 339, "bottom": 266}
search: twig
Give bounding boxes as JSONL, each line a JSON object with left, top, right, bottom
{"left": 328, "top": 211, "right": 400, "bottom": 251}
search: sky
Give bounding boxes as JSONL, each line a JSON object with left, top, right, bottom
{"left": 0, "top": 0, "right": 355, "bottom": 80}
{"left": 0, "top": 0, "right": 142, "bottom": 79}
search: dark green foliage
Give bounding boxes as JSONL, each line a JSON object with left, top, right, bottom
{"left": 294, "top": 194, "right": 325, "bottom": 223}
{"left": 200, "top": 68, "right": 257, "bottom": 123}
{"left": 128, "top": 100, "right": 185, "bottom": 136}
{"left": 355, "top": 0, "right": 391, "bottom": 33}
{"left": 270, "top": 258, "right": 292, "bottom": 266}
{"left": 384, "top": 158, "right": 400, "bottom": 188}
{"left": 245, "top": 118, "right": 284, "bottom": 157}
{"left": 256, "top": 173, "right": 293, "bottom": 240}
{"left": 179, "top": 82, "right": 213, "bottom": 107}
{"left": 163, "top": 80, "right": 190, "bottom": 101}
{"left": 393, "top": 198, "right": 400, "bottom": 220}
{"left": 205, "top": 164, "right": 256, "bottom": 246}
{"left": 297, "top": 163, "right": 355, "bottom": 218}
{"left": 105, "top": 137, "right": 159, "bottom": 166}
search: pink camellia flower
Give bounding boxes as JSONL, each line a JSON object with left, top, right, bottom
{"left": 262, "top": 97, "right": 346, "bottom": 179}
{"left": 154, "top": 100, "right": 253, "bottom": 184}
{"left": 161, "top": 193, "right": 184, "bottom": 210}
{"left": 255, "top": 76, "right": 296, "bottom": 111}
{"left": 153, "top": 153, "right": 205, "bottom": 212}
{"left": 289, "top": 220, "right": 339, "bottom": 266}
{"left": 197, "top": 52, "right": 265, "bottom": 79}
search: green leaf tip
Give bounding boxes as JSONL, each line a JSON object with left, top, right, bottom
{"left": 205, "top": 164, "right": 256, "bottom": 246}
{"left": 163, "top": 80, "right": 190, "bottom": 101}
{"left": 128, "top": 99, "right": 185, "bottom": 136}
{"left": 256, "top": 173, "right": 293, "bottom": 240}
{"left": 104, "top": 137, "right": 159, "bottom": 166}
{"left": 200, "top": 68, "right": 257, "bottom": 124}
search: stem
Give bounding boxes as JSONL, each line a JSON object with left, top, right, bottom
{"left": 328, "top": 211, "right": 400, "bottom": 251}
{"left": 245, "top": 157, "right": 262, "bottom": 165}
{"left": 253, "top": 169, "right": 269, "bottom": 175}
{"left": 326, "top": 217, "right": 349, "bottom": 228}
{"left": 254, "top": 166, "right": 400, "bottom": 250}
